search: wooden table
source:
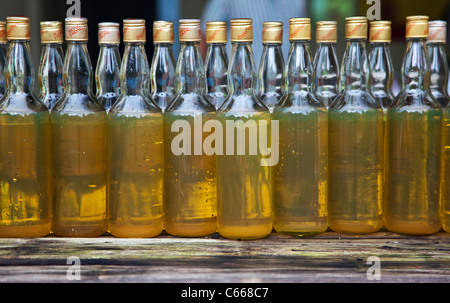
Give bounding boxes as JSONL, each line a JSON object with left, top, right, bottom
{"left": 0, "top": 230, "right": 449, "bottom": 283}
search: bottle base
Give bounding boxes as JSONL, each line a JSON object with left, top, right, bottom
{"left": 164, "top": 218, "right": 217, "bottom": 237}
{"left": 52, "top": 221, "right": 106, "bottom": 237}
{"left": 384, "top": 220, "right": 441, "bottom": 235}
{"left": 274, "top": 218, "right": 328, "bottom": 237}
{"left": 218, "top": 222, "right": 273, "bottom": 240}
{"left": 329, "top": 220, "right": 382, "bottom": 234}
{"left": 109, "top": 223, "right": 163, "bottom": 238}
{"left": 0, "top": 222, "right": 51, "bottom": 238}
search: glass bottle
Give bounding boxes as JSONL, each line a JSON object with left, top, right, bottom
{"left": 272, "top": 18, "right": 328, "bottom": 236}
{"left": 51, "top": 17, "right": 107, "bottom": 237}
{"left": 38, "top": 21, "right": 64, "bottom": 110}
{"left": 258, "top": 21, "right": 285, "bottom": 113}
{"left": 428, "top": 21, "right": 449, "bottom": 107}
{"left": 385, "top": 16, "right": 442, "bottom": 235}
{"left": 107, "top": 19, "right": 164, "bottom": 238}
{"left": 205, "top": 21, "right": 228, "bottom": 109}
{"left": 435, "top": 21, "right": 450, "bottom": 233}
{"left": 369, "top": 21, "right": 395, "bottom": 111}
{"left": 328, "top": 17, "right": 383, "bottom": 234}
{"left": 0, "top": 16, "right": 51, "bottom": 237}
{"left": 0, "top": 21, "right": 8, "bottom": 98}
{"left": 314, "top": 21, "right": 339, "bottom": 108}
{"left": 164, "top": 19, "right": 217, "bottom": 237}
{"left": 151, "top": 21, "right": 176, "bottom": 112}
{"left": 217, "top": 18, "right": 273, "bottom": 240}
{"left": 95, "top": 22, "right": 121, "bottom": 112}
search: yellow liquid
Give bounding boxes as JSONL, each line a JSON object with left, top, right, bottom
{"left": 51, "top": 112, "right": 107, "bottom": 237}
{"left": 164, "top": 113, "right": 217, "bottom": 237}
{"left": 107, "top": 113, "right": 164, "bottom": 238}
{"left": 0, "top": 112, "right": 51, "bottom": 237}
{"left": 272, "top": 109, "right": 328, "bottom": 236}
{"left": 216, "top": 111, "right": 273, "bottom": 240}
{"left": 385, "top": 109, "right": 442, "bottom": 235}
{"left": 443, "top": 109, "right": 450, "bottom": 233}
{"left": 328, "top": 109, "right": 383, "bottom": 234}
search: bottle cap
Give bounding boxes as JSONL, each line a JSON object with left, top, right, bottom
{"left": 179, "top": 19, "right": 201, "bottom": 42}
{"left": 123, "top": 19, "right": 146, "bottom": 42}
{"left": 316, "top": 21, "right": 337, "bottom": 43}
{"left": 405, "top": 15, "right": 429, "bottom": 38}
{"left": 153, "top": 20, "right": 174, "bottom": 43}
{"left": 262, "top": 21, "right": 283, "bottom": 44}
{"left": 206, "top": 21, "right": 227, "bottom": 44}
{"left": 230, "top": 18, "right": 253, "bottom": 42}
{"left": 289, "top": 18, "right": 311, "bottom": 41}
{"left": 428, "top": 20, "right": 446, "bottom": 43}
{"left": 7, "top": 16, "right": 31, "bottom": 40}
{"left": 40, "top": 21, "right": 63, "bottom": 44}
{"left": 345, "top": 16, "right": 368, "bottom": 39}
{"left": 65, "top": 17, "right": 88, "bottom": 41}
{"left": 98, "top": 22, "right": 120, "bottom": 45}
{"left": 0, "top": 21, "right": 7, "bottom": 43}
{"left": 369, "top": 20, "right": 391, "bottom": 43}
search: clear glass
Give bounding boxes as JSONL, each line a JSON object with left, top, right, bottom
{"left": 51, "top": 41, "right": 107, "bottom": 237}
{"left": 369, "top": 42, "right": 395, "bottom": 110}
{"left": 38, "top": 43, "right": 64, "bottom": 110}
{"left": 107, "top": 42, "right": 163, "bottom": 238}
{"left": 314, "top": 42, "right": 339, "bottom": 108}
{"left": 428, "top": 42, "right": 450, "bottom": 107}
{"left": 95, "top": 43, "right": 121, "bottom": 112}
{"left": 386, "top": 37, "right": 442, "bottom": 235}
{"left": 0, "top": 42, "right": 8, "bottom": 98}
{"left": 217, "top": 41, "right": 273, "bottom": 240}
{"left": 272, "top": 40, "right": 328, "bottom": 236}
{"left": 0, "top": 39, "right": 51, "bottom": 237}
{"left": 151, "top": 42, "right": 176, "bottom": 111}
{"left": 328, "top": 38, "right": 384, "bottom": 234}
{"left": 205, "top": 43, "right": 228, "bottom": 109}
{"left": 164, "top": 40, "right": 217, "bottom": 237}
{"left": 258, "top": 43, "right": 285, "bottom": 113}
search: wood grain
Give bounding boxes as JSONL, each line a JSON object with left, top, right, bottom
{"left": 0, "top": 231, "right": 449, "bottom": 282}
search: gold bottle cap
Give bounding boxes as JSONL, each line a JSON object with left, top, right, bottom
{"left": 0, "top": 21, "right": 7, "bottom": 43}
{"left": 369, "top": 20, "right": 391, "bottom": 43}
{"left": 206, "top": 21, "right": 227, "bottom": 44}
{"left": 316, "top": 21, "right": 337, "bottom": 43}
{"left": 262, "top": 21, "right": 283, "bottom": 44}
{"left": 65, "top": 17, "right": 88, "bottom": 41}
{"left": 405, "top": 15, "right": 429, "bottom": 38}
{"left": 40, "top": 21, "right": 63, "bottom": 44}
{"left": 98, "top": 22, "right": 120, "bottom": 45}
{"left": 428, "top": 20, "right": 447, "bottom": 43}
{"left": 153, "top": 20, "right": 174, "bottom": 43}
{"left": 123, "top": 19, "right": 146, "bottom": 42}
{"left": 230, "top": 18, "right": 253, "bottom": 42}
{"left": 345, "top": 16, "right": 368, "bottom": 39}
{"left": 179, "top": 19, "right": 201, "bottom": 42}
{"left": 289, "top": 18, "right": 311, "bottom": 41}
{"left": 7, "top": 16, "right": 31, "bottom": 40}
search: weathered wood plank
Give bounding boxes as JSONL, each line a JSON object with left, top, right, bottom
{"left": 0, "top": 231, "right": 449, "bottom": 283}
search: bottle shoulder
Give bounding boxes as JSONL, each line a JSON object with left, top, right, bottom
{"left": 165, "top": 92, "right": 215, "bottom": 114}
{"left": 109, "top": 94, "right": 162, "bottom": 116}
{"left": 330, "top": 90, "right": 381, "bottom": 110}
{"left": 218, "top": 93, "right": 269, "bottom": 114}
{"left": 390, "top": 89, "right": 442, "bottom": 110}
{"left": 51, "top": 93, "right": 105, "bottom": 114}
{"left": 0, "top": 92, "right": 48, "bottom": 113}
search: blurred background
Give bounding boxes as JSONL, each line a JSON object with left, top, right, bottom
{"left": 0, "top": 0, "right": 449, "bottom": 96}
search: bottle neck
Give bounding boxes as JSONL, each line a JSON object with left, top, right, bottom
{"left": 259, "top": 43, "right": 284, "bottom": 96}
{"left": 428, "top": 42, "right": 448, "bottom": 93}
{"left": 151, "top": 42, "right": 176, "bottom": 94}
{"left": 121, "top": 42, "right": 149, "bottom": 96}
{"left": 96, "top": 44, "right": 121, "bottom": 95}
{"left": 340, "top": 39, "right": 370, "bottom": 92}
{"left": 285, "top": 40, "right": 314, "bottom": 93}
{"left": 402, "top": 37, "right": 430, "bottom": 91}
{"left": 369, "top": 42, "right": 394, "bottom": 95}
{"left": 40, "top": 43, "right": 64, "bottom": 96}
{"left": 64, "top": 41, "right": 94, "bottom": 95}
{"left": 228, "top": 41, "right": 257, "bottom": 96}
{"left": 175, "top": 41, "right": 205, "bottom": 95}
{"left": 314, "top": 42, "right": 339, "bottom": 96}
{"left": 5, "top": 39, "right": 35, "bottom": 94}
